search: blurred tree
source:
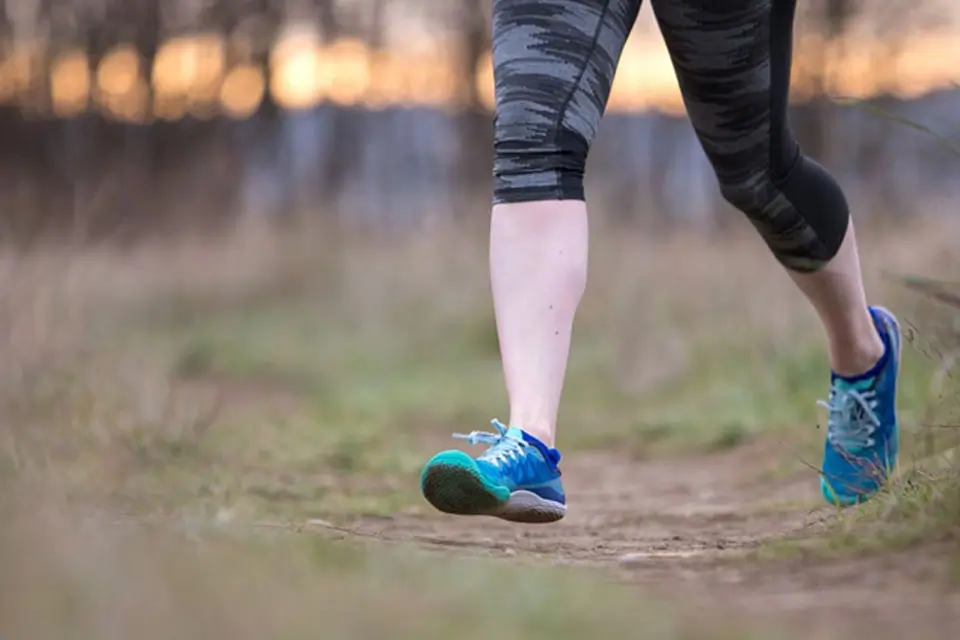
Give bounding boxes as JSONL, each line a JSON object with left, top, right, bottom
{"left": 451, "top": 0, "right": 493, "bottom": 214}
{"left": 314, "top": 0, "right": 365, "bottom": 223}
{"left": 790, "top": 0, "right": 858, "bottom": 164}
{"left": 0, "top": 0, "right": 953, "bottom": 241}
{"left": 853, "top": 0, "right": 950, "bottom": 218}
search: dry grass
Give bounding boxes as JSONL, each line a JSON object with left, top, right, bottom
{"left": 0, "top": 214, "right": 957, "bottom": 638}
{"left": 761, "top": 274, "right": 960, "bottom": 560}
{"left": 2, "top": 216, "right": 958, "bottom": 513}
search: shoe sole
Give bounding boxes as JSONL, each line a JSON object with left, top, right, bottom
{"left": 420, "top": 451, "right": 566, "bottom": 524}
{"left": 820, "top": 306, "right": 902, "bottom": 507}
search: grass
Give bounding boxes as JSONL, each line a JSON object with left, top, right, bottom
{"left": 759, "top": 450, "right": 960, "bottom": 563}
{"left": 758, "top": 277, "right": 960, "bottom": 562}
{"left": 1, "top": 218, "right": 958, "bottom": 638}
{"left": 4, "top": 219, "right": 958, "bottom": 521}
{"left": 117, "top": 226, "right": 956, "bottom": 511}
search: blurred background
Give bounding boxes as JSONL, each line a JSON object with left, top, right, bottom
{"left": 1, "top": 3, "right": 959, "bottom": 638}
{"left": 0, "top": 0, "right": 957, "bottom": 240}
{"left": 0, "top": 0, "right": 957, "bottom": 534}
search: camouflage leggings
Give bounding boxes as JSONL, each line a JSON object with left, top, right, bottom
{"left": 491, "top": 0, "right": 849, "bottom": 271}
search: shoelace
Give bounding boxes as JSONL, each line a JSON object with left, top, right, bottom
{"left": 454, "top": 419, "right": 525, "bottom": 468}
{"left": 818, "top": 386, "right": 880, "bottom": 450}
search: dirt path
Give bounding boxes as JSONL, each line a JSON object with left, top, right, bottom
{"left": 325, "top": 440, "right": 959, "bottom": 639}
{"left": 340, "top": 440, "right": 815, "bottom": 559}
{"left": 179, "top": 378, "right": 958, "bottom": 636}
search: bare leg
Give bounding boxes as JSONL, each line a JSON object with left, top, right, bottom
{"left": 653, "top": 0, "right": 885, "bottom": 374}
{"left": 491, "top": 201, "right": 588, "bottom": 447}
{"left": 485, "top": 0, "right": 640, "bottom": 446}
{"left": 420, "top": 0, "right": 640, "bottom": 522}
{"left": 787, "top": 221, "right": 884, "bottom": 377}
{"left": 654, "top": 0, "right": 900, "bottom": 506}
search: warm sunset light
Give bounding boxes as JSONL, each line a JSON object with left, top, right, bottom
{"left": 0, "top": 23, "right": 956, "bottom": 121}
{"left": 321, "top": 39, "right": 372, "bottom": 106}
{"left": 220, "top": 64, "right": 266, "bottom": 119}
{"left": 96, "top": 45, "right": 140, "bottom": 97}
{"left": 153, "top": 93, "right": 188, "bottom": 122}
{"left": 475, "top": 51, "right": 494, "bottom": 111}
{"left": 154, "top": 35, "right": 226, "bottom": 95}
{"left": 269, "top": 28, "right": 323, "bottom": 110}
{"left": 50, "top": 50, "right": 90, "bottom": 117}
{"left": 0, "top": 47, "right": 34, "bottom": 103}
{"left": 95, "top": 45, "right": 150, "bottom": 122}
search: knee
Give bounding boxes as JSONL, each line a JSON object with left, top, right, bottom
{"left": 493, "top": 112, "right": 590, "bottom": 204}
{"left": 716, "top": 154, "right": 850, "bottom": 273}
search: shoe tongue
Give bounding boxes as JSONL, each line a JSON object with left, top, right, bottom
{"left": 504, "top": 426, "right": 526, "bottom": 441}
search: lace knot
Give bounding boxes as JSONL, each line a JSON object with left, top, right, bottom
{"left": 453, "top": 419, "right": 525, "bottom": 468}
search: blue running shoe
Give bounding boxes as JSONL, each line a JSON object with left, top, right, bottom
{"left": 420, "top": 420, "right": 566, "bottom": 523}
{"left": 820, "top": 306, "right": 901, "bottom": 506}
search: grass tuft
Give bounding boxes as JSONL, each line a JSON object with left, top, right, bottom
{"left": 761, "top": 276, "right": 960, "bottom": 561}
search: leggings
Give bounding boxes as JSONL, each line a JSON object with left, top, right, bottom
{"left": 491, "top": 0, "right": 849, "bottom": 272}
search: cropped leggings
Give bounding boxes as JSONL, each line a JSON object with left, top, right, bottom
{"left": 492, "top": 0, "right": 849, "bottom": 272}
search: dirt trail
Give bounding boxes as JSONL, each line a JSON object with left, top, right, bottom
{"left": 331, "top": 440, "right": 960, "bottom": 638}
{"left": 343, "top": 440, "right": 815, "bottom": 559}
{"left": 183, "top": 379, "right": 958, "bottom": 636}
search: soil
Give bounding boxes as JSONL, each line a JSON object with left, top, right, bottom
{"left": 315, "top": 439, "right": 960, "bottom": 639}
{"left": 175, "top": 378, "right": 960, "bottom": 638}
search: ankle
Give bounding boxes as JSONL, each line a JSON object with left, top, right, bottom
{"left": 829, "top": 325, "right": 886, "bottom": 378}
{"left": 512, "top": 421, "right": 556, "bottom": 448}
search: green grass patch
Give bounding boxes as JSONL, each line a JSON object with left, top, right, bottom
{"left": 759, "top": 447, "right": 960, "bottom": 561}
{"left": 71, "top": 276, "right": 947, "bottom": 520}
{"left": 134, "top": 290, "right": 942, "bottom": 455}
{"left": 18, "top": 229, "right": 950, "bottom": 524}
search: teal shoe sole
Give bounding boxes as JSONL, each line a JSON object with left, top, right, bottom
{"left": 420, "top": 451, "right": 510, "bottom": 516}
{"left": 820, "top": 475, "right": 866, "bottom": 507}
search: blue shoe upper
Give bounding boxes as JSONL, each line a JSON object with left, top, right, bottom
{"left": 454, "top": 420, "right": 566, "bottom": 505}
{"left": 820, "top": 306, "right": 900, "bottom": 505}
